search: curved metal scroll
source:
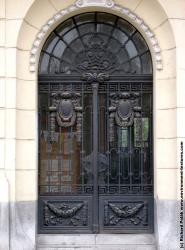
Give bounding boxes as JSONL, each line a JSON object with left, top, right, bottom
{"left": 49, "top": 91, "right": 82, "bottom": 143}
{"left": 109, "top": 92, "right": 141, "bottom": 142}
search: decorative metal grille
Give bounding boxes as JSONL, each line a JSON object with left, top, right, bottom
{"left": 38, "top": 12, "right": 153, "bottom": 234}
{"left": 39, "top": 12, "right": 152, "bottom": 75}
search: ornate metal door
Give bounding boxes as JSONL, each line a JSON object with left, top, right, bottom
{"left": 38, "top": 12, "right": 153, "bottom": 234}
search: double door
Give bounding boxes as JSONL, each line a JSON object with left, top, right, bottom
{"left": 38, "top": 77, "right": 153, "bottom": 233}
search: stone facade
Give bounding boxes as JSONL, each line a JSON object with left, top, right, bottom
{"left": 0, "top": 0, "right": 185, "bottom": 249}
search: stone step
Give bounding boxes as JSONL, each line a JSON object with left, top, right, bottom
{"left": 37, "top": 234, "right": 156, "bottom": 250}
{"left": 37, "top": 247, "right": 156, "bottom": 250}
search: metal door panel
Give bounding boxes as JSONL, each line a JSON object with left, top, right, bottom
{"left": 39, "top": 196, "right": 93, "bottom": 233}
{"left": 99, "top": 196, "right": 154, "bottom": 233}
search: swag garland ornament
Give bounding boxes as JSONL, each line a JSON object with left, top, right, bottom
{"left": 104, "top": 201, "right": 148, "bottom": 226}
{"left": 44, "top": 201, "right": 87, "bottom": 226}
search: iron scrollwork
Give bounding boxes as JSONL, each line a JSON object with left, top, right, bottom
{"left": 109, "top": 92, "right": 141, "bottom": 142}
{"left": 44, "top": 201, "right": 88, "bottom": 226}
{"left": 49, "top": 91, "right": 82, "bottom": 143}
{"left": 104, "top": 201, "right": 148, "bottom": 227}
{"left": 76, "top": 34, "right": 118, "bottom": 74}
{"left": 82, "top": 72, "right": 109, "bottom": 84}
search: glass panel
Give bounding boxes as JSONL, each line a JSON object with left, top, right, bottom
{"left": 107, "top": 38, "right": 120, "bottom": 53}
{"left": 96, "top": 82, "right": 153, "bottom": 196}
{"left": 119, "top": 128, "right": 128, "bottom": 148}
{"left": 75, "top": 12, "right": 95, "bottom": 25}
{"left": 78, "top": 23, "right": 95, "bottom": 35}
{"left": 99, "top": 95, "right": 106, "bottom": 154}
{"left": 97, "top": 12, "right": 117, "bottom": 25}
{"left": 39, "top": 84, "right": 93, "bottom": 195}
{"left": 133, "top": 32, "right": 148, "bottom": 54}
{"left": 117, "top": 18, "right": 136, "bottom": 35}
{"left": 63, "top": 28, "right": 78, "bottom": 44}
{"left": 141, "top": 52, "right": 153, "bottom": 74}
{"left": 125, "top": 41, "right": 138, "bottom": 58}
{"left": 113, "top": 28, "right": 128, "bottom": 45}
{"left": 134, "top": 118, "right": 149, "bottom": 148}
{"left": 118, "top": 62, "right": 130, "bottom": 74}
{"left": 59, "top": 127, "right": 80, "bottom": 193}
{"left": 130, "top": 57, "right": 141, "bottom": 73}
{"left": 83, "top": 93, "right": 93, "bottom": 155}
{"left": 60, "top": 61, "right": 71, "bottom": 74}
{"left": 132, "top": 147, "right": 141, "bottom": 185}
{"left": 42, "top": 33, "right": 59, "bottom": 53}
{"left": 97, "top": 23, "right": 113, "bottom": 35}
{"left": 53, "top": 40, "right": 66, "bottom": 58}
{"left": 117, "top": 49, "right": 129, "bottom": 64}
{"left": 63, "top": 48, "right": 76, "bottom": 65}
{"left": 70, "top": 38, "right": 84, "bottom": 53}
{"left": 110, "top": 149, "right": 119, "bottom": 184}
{"left": 56, "top": 18, "right": 74, "bottom": 36}
{"left": 39, "top": 12, "right": 152, "bottom": 75}
{"left": 39, "top": 52, "right": 50, "bottom": 73}
{"left": 49, "top": 57, "right": 60, "bottom": 73}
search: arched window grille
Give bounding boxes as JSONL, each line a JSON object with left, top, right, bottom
{"left": 39, "top": 12, "right": 152, "bottom": 75}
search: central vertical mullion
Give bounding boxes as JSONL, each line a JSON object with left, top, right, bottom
{"left": 92, "top": 82, "right": 99, "bottom": 233}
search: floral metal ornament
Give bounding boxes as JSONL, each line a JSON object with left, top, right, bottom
{"left": 76, "top": 34, "right": 118, "bottom": 74}
{"left": 109, "top": 92, "right": 141, "bottom": 142}
{"left": 49, "top": 91, "right": 82, "bottom": 143}
{"left": 82, "top": 72, "right": 109, "bottom": 84}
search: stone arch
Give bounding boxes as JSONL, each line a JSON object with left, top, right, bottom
{"left": 14, "top": 0, "right": 177, "bottom": 249}
{"left": 16, "top": 0, "right": 177, "bottom": 197}
{"left": 29, "top": 0, "right": 163, "bottom": 73}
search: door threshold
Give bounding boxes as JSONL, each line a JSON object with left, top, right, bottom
{"left": 37, "top": 233, "right": 156, "bottom": 249}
